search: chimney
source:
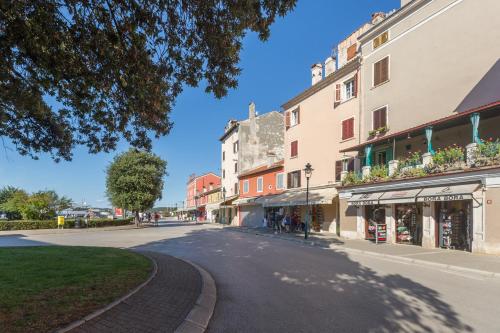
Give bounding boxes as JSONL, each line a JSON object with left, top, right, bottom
{"left": 324, "top": 57, "right": 336, "bottom": 77}
{"left": 371, "top": 12, "right": 386, "bottom": 24}
{"left": 311, "top": 63, "right": 323, "bottom": 85}
{"left": 401, "top": 0, "right": 412, "bottom": 7}
{"left": 248, "top": 102, "right": 256, "bottom": 119}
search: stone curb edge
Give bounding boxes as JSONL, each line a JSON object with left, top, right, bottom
{"left": 174, "top": 260, "right": 217, "bottom": 333}
{"left": 227, "top": 227, "right": 500, "bottom": 280}
{"left": 55, "top": 252, "right": 159, "bottom": 333}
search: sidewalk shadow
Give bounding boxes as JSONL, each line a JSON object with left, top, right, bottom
{"left": 132, "top": 227, "right": 473, "bottom": 333}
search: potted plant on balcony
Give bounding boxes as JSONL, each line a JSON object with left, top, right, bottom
{"left": 476, "top": 138, "right": 500, "bottom": 167}
{"left": 428, "top": 144, "right": 465, "bottom": 173}
{"left": 368, "top": 126, "right": 390, "bottom": 139}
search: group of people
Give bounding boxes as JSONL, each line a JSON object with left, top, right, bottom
{"left": 264, "top": 212, "right": 305, "bottom": 234}
{"left": 141, "top": 211, "right": 161, "bottom": 226}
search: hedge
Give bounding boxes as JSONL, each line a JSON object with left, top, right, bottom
{"left": 0, "top": 218, "right": 133, "bottom": 231}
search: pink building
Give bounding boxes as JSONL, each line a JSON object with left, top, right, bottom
{"left": 185, "top": 173, "right": 221, "bottom": 221}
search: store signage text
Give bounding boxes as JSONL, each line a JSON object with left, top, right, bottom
{"left": 418, "top": 194, "right": 470, "bottom": 202}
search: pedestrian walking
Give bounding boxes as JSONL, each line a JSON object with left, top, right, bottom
{"left": 154, "top": 212, "right": 160, "bottom": 227}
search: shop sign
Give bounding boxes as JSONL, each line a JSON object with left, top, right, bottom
{"left": 417, "top": 194, "right": 471, "bottom": 202}
{"left": 348, "top": 200, "right": 378, "bottom": 206}
{"left": 375, "top": 223, "right": 387, "bottom": 244}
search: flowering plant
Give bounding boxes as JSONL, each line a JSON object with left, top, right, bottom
{"left": 432, "top": 144, "right": 464, "bottom": 166}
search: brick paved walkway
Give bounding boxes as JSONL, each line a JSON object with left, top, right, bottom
{"left": 70, "top": 252, "right": 202, "bottom": 333}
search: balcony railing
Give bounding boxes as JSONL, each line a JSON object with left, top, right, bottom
{"left": 342, "top": 139, "right": 500, "bottom": 186}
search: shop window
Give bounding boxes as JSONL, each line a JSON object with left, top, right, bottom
{"left": 365, "top": 206, "right": 386, "bottom": 241}
{"left": 437, "top": 201, "right": 472, "bottom": 251}
{"left": 373, "top": 56, "right": 389, "bottom": 86}
{"left": 396, "top": 204, "right": 423, "bottom": 246}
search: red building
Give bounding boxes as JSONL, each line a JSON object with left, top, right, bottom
{"left": 185, "top": 172, "right": 221, "bottom": 221}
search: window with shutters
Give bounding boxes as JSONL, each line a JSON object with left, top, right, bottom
{"left": 344, "top": 79, "right": 355, "bottom": 100}
{"left": 335, "top": 160, "right": 343, "bottom": 182}
{"left": 346, "top": 44, "right": 357, "bottom": 61}
{"left": 341, "top": 118, "right": 354, "bottom": 140}
{"left": 373, "top": 56, "right": 389, "bottom": 87}
{"left": 290, "top": 108, "right": 300, "bottom": 127}
{"left": 290, "top": 140, "right": 298, "bottom": 158}
{"left": 373, "top": 106, "right": 388, "bottom": 130}
{"left": 287, "top": 171, "right": 301, "bottom": 189}
{"left": 233, "top": 141, "right": 239, "bottom": 153}
{"left": 373, "top": 31, "right": 389, "bottom": 49}
{"left": 257, "top": 177, "right": 263, "bottom": 193}
{"left": 234, "top": 162, "right": 238, "bottom": 173}
{"left": 235, "top": 182, "right": 239, "bottom": 194}
{"left": 222, "top": 151, "right": 225, "bottom": 161}
{"left": 223, "top": 169, "right": 225, "bottom": 178}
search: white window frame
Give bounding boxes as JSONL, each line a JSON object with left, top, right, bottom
{"left": 343, "top": 78, "right": 355, "bottom": 101}
{"left": 243, "top": 180, "right": 249, "bottom": 193}
{"left": 372, "top": 105, "right": 389, "bottom": 130}
{"left": 372, "top": 55, "right": 390, "bottom": 88}
{"left": 276, "top": 173, "right": 284, "bottom": 190}
{"left": 341, "top": 116, "right": 355, "bottom": 141}
{"left": 290, "top": 108, "right": 299, "bottom": 127}
{"left": 257, "top": 177, "right": 263, "bottom": 193}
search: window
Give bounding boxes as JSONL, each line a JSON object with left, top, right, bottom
{"left": 336, "top": 158, "right": 355, "bottom": 182}
{"left": 243, "top": 180, "right": 249, "bottom": 193}
{"left": 223, "top": 169, "right": 225, "bottom": 179}
{"left": 290, "top": 140, "right": 298, "bottom": 158}
{"left": 222, "top": 151, "right": 225, "bottom": 161}
{"left": 373, "top": 107, "right": 387, "bottom": 130}
{"left": 344, "top": 79, "right": 354, "bottom": 100}
{"left": 373, "top": 56, "right": 389, "bottom": 86}
{"left": 373, "top": 31, "right": 389, "bottom": 49}
{"left": 276, "top": 173, "right": 284, "bottom": 190}
{"left": 234, "top": 182, "right": 239, "bottom": 194}
{"left": 341, "top": 118, "right": 354, "bottom": 140}
{"left": 287, "top": 171, "right": 301, "bottom": 189}
{"left": 290, "top": 108, "right": 300, "bottom": 127}
{"left": 347, "top": 44, "right": 357, "bottom": 61}
{"left": 233, "top": 141, "right": 239, "bottom": 153}
{"left": 257, "top": 177, "right": 263, "bottom": 192}
{"left": 234, "top": 162, "right": 238, "bottom": 173}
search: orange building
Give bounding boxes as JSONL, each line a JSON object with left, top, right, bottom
{"left": 234, "top": 161, "right": 285, "bottom": 227}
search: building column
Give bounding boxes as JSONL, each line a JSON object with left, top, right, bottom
{"left": 421, "top": 203, "right": 434, "bottom": 249}
{"left": 470, "top": 112, "right": 481, "bottom": 144}
{"left": 472, "top": 189, "right": 485, "bottom": 253}
{"left": 425, "top": 126, "right": 435, "bottom": 155}
{"left": 357, "top": 206, "right": 365, "bottom": 239}
{"left": 385, "top": 204, "right": 395, "bottom": 243}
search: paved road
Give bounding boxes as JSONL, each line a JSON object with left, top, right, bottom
{"left": 2, "top": 221, "right": 500, "bottom": 332}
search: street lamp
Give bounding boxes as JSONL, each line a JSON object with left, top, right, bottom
{"left": 221, "top": 187, "right": 226, "bottom": 224}
{"left": 303, "top": 163, "right": 314, "bottom": 240}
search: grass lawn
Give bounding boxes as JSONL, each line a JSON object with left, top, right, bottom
{"left": 0, "top": 246, "right": 152, "bottom": 333}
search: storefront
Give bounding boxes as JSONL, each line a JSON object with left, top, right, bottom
{"left": 348, "top": 192, "right": 384, "bottom": 241}
{"left": 259, "top": 187, "right": 338, "bottom": 233}
{"left": 416, "top": 184, "right": 479, "bottom": 252}
{"left": 394, "top": 203, "right": 423, "bottom": 245}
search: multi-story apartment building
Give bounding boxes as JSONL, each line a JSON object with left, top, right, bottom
{"left": 260, "top": 19, "right": 376, "bottom": 233}
{"left": 220, "top": 119, "right": 240, "bottom": 224}
{"left": 185, "top": 173, "right": 221, "bottom": 222}
{"left": 337, "top": 0, "right": 500, "bottom": 254}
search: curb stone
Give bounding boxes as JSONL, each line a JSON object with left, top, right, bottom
{"left": 175, "top": 260, "right": 217, "bottom": 333}
{"left": 56, "top": 252, "right": 159, "bottom": 333}
{"left": 226, "top": 227, "right": 500, "bottom": 280}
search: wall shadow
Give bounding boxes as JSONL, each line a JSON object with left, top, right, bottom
{"left": 131, "top": 227, "right": 473, "bottom": 333}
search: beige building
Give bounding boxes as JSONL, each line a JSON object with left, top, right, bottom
{"left": 260, "top": 21, "right": 376, "bottom": 233}
{"left": 337, "top": 0, "right": 500, "bottom": 254}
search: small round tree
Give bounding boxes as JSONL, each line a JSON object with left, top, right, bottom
{"left": 106, "top": 149, "right": 167, "bottom": 226}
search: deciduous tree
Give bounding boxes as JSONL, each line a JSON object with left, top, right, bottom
{"left": 106, "top": 149, "right": 166, "bottom": 225}
{"left": 0, "top": 0, "right": 297, "bottom": 161}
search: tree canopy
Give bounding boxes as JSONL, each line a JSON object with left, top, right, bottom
{"left": 0, "top": 0, "right": 297, "bottom": 161}
{"left": 106, "top": 149, "right": 166, "bottom": 221}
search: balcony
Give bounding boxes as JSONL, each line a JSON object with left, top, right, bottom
{"left": 339, "top": 102, "right": 500, "bottom": 187}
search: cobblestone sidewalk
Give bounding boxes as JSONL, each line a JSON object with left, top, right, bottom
{"left": 70, "top": 252, "right": 202, "bottom": 333}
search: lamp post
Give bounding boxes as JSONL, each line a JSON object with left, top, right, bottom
{"left": 303, "top": 163, "right": 314, "bottom": 240}
{"left": 221, "top": 187, "right": 226, "bottom": 224}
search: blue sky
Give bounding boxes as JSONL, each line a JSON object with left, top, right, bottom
{"left": 0, "top": 0, "right": 399, "bottom": 208}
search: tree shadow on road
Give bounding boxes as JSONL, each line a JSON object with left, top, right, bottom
{"left": 133, "top": 227, "right": 474, "bottom": 333}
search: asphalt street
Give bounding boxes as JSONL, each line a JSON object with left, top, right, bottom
{"left": 1, "top": 221, "right": 499, "bottom": 333}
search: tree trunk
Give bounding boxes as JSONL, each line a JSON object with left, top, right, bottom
{"left": 135, "top": 211, "right": 140, "bottom": 227}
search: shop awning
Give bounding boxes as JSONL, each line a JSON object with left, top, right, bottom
{"left": 219, "top": 195, "right": 238, "bottom": 207}
{"left": 260, "top": 187, "right": 337, "bottom": 207}
{"left": 416, "top": 184, "right": 480, "bottom": 202}
{"left": 348, "top": 192, "right": 383, "bottom": 206}
{"left": 205, "top": 202, "right": 221, "bottom": 210}
{"left": 379, "top": 188, "right": 423, "bottom": 204}
{"left": 233, "top": 197, "right": 259, "bottom": 205}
